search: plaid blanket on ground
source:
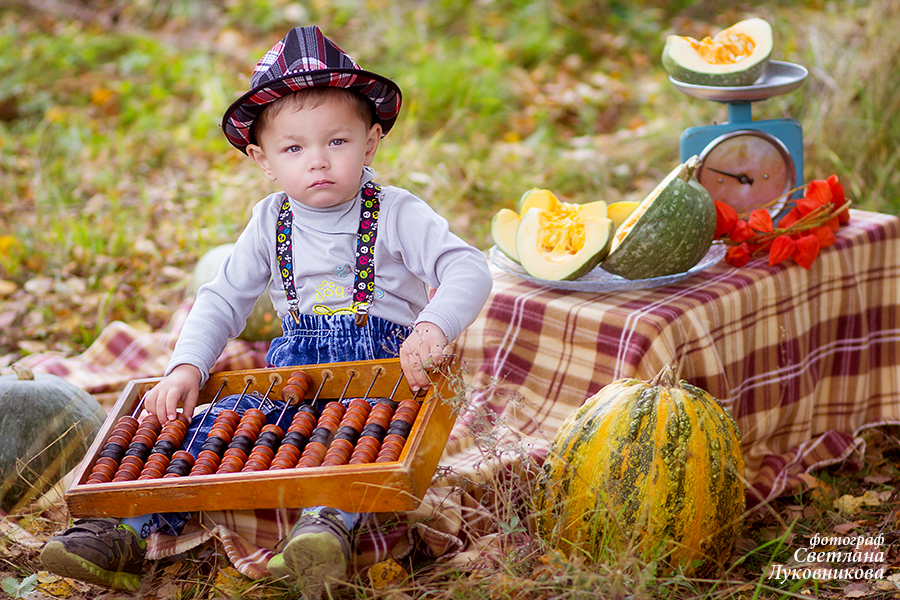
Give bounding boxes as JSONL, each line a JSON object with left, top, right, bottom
{"left": 15, "top": 209, "right": 900, "bottom": 581}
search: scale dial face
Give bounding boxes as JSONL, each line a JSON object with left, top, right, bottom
{"left": 696, "top": 130, "right": 795, "bottom": 216}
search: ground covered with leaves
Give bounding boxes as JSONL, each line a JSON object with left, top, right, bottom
{"left": 1, "top": 0, "right": 899, "bottom": 598}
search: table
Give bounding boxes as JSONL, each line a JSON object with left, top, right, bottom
{"left": 453, "top": 209, "right": 900, "bottom": 507}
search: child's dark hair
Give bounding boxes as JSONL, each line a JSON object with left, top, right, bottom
{"left": 250, "top": 87, "right": 376, "bottom": 145}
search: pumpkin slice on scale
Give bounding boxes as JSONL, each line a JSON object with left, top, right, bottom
{"left": 662, "top": 17, "right": 773, "bottom": 87}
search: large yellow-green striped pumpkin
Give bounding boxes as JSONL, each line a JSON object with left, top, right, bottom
{"left": 533, "top": 365, "right": 744, "bottom": 577}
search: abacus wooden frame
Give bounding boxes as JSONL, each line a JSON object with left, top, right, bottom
{"left": 64, "top": 358, "right": 457, "bottom": 517}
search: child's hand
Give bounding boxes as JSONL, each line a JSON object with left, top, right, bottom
{"left": 400, "top": 321, "right": 448, "bottom": 392}
{"left": 142, "top": 364, "right": 203, "bottom": 421}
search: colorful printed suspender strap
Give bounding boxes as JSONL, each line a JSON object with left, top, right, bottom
{"left": 353, "top": 182, "right": 381, "bottom": 326}
{"left": 276, "top": 181, "right": 382, "bottom": 327}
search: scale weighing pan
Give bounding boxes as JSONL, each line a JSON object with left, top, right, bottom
{"left": 670, "top": 61, "right": 808, "bottom": 103}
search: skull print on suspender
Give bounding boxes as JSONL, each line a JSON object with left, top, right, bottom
{"left": 276, "top": 181, "right": 382, "bottom": 327}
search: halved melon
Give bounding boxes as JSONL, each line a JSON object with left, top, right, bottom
{"left": 601, "top": 156, "right": 716, "bottom": 280}
{"left": 516, "top": 207, "right": 615, "bottom": 281}
{"left": 518, "top": 188, "right": 562, "bottom": 213}
{"left": 662, "top": 18, "right": 772, "bottom": 87}
{"left": 491, "top": 208, "right": 522, "bottom": 263}
{"left": 492, "top": 188, "right": 608, "bottom": 265}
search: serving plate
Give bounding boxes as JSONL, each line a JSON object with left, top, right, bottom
{"left": 489, "top": 244, "right": 726, "bottom": 293}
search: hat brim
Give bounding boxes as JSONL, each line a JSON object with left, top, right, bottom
{"left": 222, "top": 67, "right": 402, "bottom": 154}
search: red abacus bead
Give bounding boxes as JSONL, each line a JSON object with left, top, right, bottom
{"left": 146, "top": 453, "right": 171, "bottom": 468}
{"left": 323, "top": 401, "right": 345, "bottom": 415}
{"left": 281, "top": 384, "right": 305, "bottom": 405}
{"left": 349, "top": 398, "right": 371, "bottom": 411}
{"left": 89, "top": 462, "right": 116, "bottom": 481}
{"left": 223, "top": 447, "right": 248, "bottom": 462}
{"left": 250, "top": 445, "right": 275, "bottom": 462}
{"left": 116, "top": 462, "right": 142, "bottom": 479}
{"left": 232, "top": 426, "right": 260, "bottom": 442}
{"left": 375, "top": 453, "right": 399, "bottom": 463}
{"left": 217, "top": 458, "right": 243, "bottom": 473}
{"left": 95, "top": 456, "right": 120, "bottom": 470}
{"left": 194, "top": 450, "right": 222, "bottom": 470}
{"left": 317, "top": 415, "right": 341, "bottom": 432}
{"left": 141, "top": 414, "right": 162, "bottom": 429}
{"left": 288, "top": 422, "right": 313, "bottom": 438}
{"left": 383, "top": 434, "right": 407, "bottom": 447}
{"left": 138, "top": 466, "right": 164, "bottom": 480}
{"left": 107, "top": 432, "right": 132, "bottom": 446}
{"left": 391, "top": 412, "right": 416, "bottom": 426}
{"left": 242, "top": 458, "right": 270, "bottom": 471}
{"left": 330, "top": 438, "right": 354, "bottom": 455}
{"left": 119, "top": 455, "right": 144, "bottom": 469}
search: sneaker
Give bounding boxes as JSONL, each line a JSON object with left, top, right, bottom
{"left": 267, "top": 507, "right": 351, "bottom": 599}
{"left": 40, "top": 518, "right": 145, "bottom": 592}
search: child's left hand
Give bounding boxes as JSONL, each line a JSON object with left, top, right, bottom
{"left": 400, "top": 321, "right": 448, "bottom": 392}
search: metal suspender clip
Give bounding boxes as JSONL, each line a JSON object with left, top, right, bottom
{"left": 354, "top": 303, "right": 369, "bottom": 327}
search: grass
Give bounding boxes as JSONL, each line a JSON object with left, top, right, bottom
{"left": 1, "top": 0, "right": 899, "bottom": 598}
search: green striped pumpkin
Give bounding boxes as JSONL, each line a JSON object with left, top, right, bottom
{"left": 533, "top": 365, "right": 744, "bottom": 577}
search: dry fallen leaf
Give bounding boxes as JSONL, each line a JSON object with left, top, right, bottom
{"left": 368, "top": 558, "right": 407, "bottom": 589}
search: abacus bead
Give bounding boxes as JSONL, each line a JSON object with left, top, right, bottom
{"left": 387, "top": 421, "right": 413, "bottom": 438}
{"left": 383, "top": 433, "right": 408, "bottom": 447}
{"left": 90, "top": 462, "right": 116, "bottom": 481}
{"left": 223, "top": 447, "right": 248, "bottom": 462}
{"left": 95, "top": 456, "right": 120, "bottom": 470}
{"left": 360, "top": 423, "right": 386, "bottom": 440}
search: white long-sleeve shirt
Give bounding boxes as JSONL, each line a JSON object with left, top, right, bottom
{"left": 168, "top": 168, "right": 493, "bottom": 381}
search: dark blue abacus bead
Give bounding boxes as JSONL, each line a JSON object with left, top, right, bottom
{"left": 100, "top": 444, "right": 127, "bottom": 461}
{"left": 124, "top": 443, "right": 152, "bottom": 461}
{"left": 151, "top": 439, "right": 178, "bottom": 457}
{"left": 256, "top": 430, "right": 282, "bottom": 450}
{"left": 308, "top": 427, "right": 333, "bottom": 446}
{"left": 334, "top": 426, "right": 360, "bottom": 444}
{"left": 360, "top": 423, "right": 386, "bottom": 440}
{"left": 228, "top": 435, "right": 255, "bottom": 455}
{"left": 201, "top": 436, "right": 229, "bottom": 457}
{"left": 375, "top": 398, "right": 398, "bottom": 411}
{"left": 386, "top": 421, "right": 413, "bottom": 438}
{"left": 298, "top": 403, "right": 320, "bottom": 418}
{"left": 282, "top": 431, "right": 308, "bottom": 448}
{"left": 166, "top": 458, "right": 192, "bottom": 476}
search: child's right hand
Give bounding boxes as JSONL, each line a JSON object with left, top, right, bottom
{"left": 142, "top": 364, "right": 203, "bottom": 421}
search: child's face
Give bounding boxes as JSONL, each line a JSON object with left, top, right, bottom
{"left": 246, "top": 96, "right": 381, "bottom": 209}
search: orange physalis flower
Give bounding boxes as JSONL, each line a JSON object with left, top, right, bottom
{"left": 793, "top": 234, "right": 820, "bottom": 270}
{"left": 777, "top": 207, "right": 802, "bottom": 229}
{"left": 725, "top": 243, "right": 751, "bottom": 267}
{"left": 714, "top": 200, "right": 738, "bottom": 238}
{"left": 827, "top": 174, "right": 850, "bottom": 224}
{"left": 729, "top": 219, "right": 756, "bottom": 242}
{"left": 748, "top": 209, "right": 774, "bottom": 233}
{"left": 768, "top": 235, "right": 796, "bottom": 266}
{"left": 809, "top": 225, "right": 837, "bottom": 249}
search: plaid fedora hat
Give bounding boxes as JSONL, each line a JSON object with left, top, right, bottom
{"left": 222, "top": 26, "right": 402, "bottom": 154}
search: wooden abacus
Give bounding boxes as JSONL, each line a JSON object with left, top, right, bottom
{"left": 65, "top": 358, "right": 457, "bottom": 518}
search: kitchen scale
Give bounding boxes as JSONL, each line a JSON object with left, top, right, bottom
{"left": 674, "top": 60, "right": 809, "bottom": 217}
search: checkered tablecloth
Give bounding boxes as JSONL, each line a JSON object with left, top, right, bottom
{"left": 452, "top": 208, "right": 900, "bottom": 507}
